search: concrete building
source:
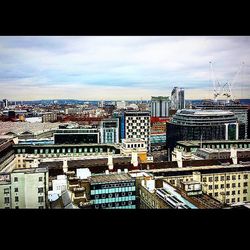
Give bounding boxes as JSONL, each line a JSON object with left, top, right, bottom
{"left": 124, "top": 111, "right": 150, "bottom": 152}
{"left": 100, "top": 118, "right": 119, "bottom": 144}
{"left": 89, "top": 172, "right": 136, "bottom": 209}
{"left": 0, "top": 167, "right": 49, "bottom": 209}
{"left": 151, "top": 96, "right": 171, "bottom": 117}
{"left": 171, "top": 87, "right": 185, "bottom": 110}
{"left": 41, "top": 112, "right": 57, "bottom": 123}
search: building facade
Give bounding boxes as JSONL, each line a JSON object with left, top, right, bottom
{"left": 124, "top": 111, "right": 150, "bottom": 152}
{"left": 89, "top": 173, "right": 136, "bottom": 209}
{"left": 151, "top": 96, "right": 171, "bottom": 117}
{"left": 171, "top": 87, "right": 185, "bottom": 110}
{"left": 100, "top": 118, "right": 119, "bottom": 144}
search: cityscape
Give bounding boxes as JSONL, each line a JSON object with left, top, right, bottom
{"left": 0, "top": 36, "right": 250, "bottom": 209}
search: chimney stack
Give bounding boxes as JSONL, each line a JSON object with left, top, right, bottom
{"left": 230, "top": 146, "right": 237, "bottom": 165}
{"left": 107, "top": 153, "right": 114, "bottom": 170}
{"left": 131, "top": 150, "right": 138, "bottom": 167}
{"left": 63, "top": 159, "right": 68, "bottom": 173}
{"left": 176, "top": 150, "right": 183, "bottom": 168}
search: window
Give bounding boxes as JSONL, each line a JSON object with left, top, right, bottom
{"left": 95, "top": 195, "right": 99, "bottom": 199}
{"left": 232, "top": 183, "right": 236, "bottom": 188}
{"left": 4, "top": 188, "right": 9, "bottom": 194}
{"left": 4, "top": 197, "right": 10, "bottom": 204}
{"left": 15, "top": 197, "right": 19, "bottom": 202}
{"left": 39, "top": 177, "right": 43, "bottom": 182}
{"left": 237, "top": 198, "right": 240, "bottom": 202}
{"left": 214, "top": 185, "right": 218, "bottom": 189}
{"left": 232, "top": 191, "right": 235, "bottom": 195}
{"left": 15, "top": 206, "right": 19, "bottom": 209}
{"left": 238, "top": 183, "right": 241, "bottom": 188}
{"left": 121, "top": 192, "right": 125, "bottom": 196}
{"left": 238, "top": 190, "right": 240, "bottom": 194}
{"left": 102, "top": 194, "right": 106, "bottom": 198}
{"left": 243, "top": 189, "right": 247, "bottom": 194}
{"left": 38, "top": 197, "right": 44, "bottom": 203}
{"left": 38, "top": 206, "right": 44, "bottom": 209}
{"left": 243, "top": 197, "right": 247, "bottom": 201}
{"left": 14, "top": 177, "right": 18, "bottom": 182}
{"left": 232, "top": 175, "right": 236, "bottom": 180}
{"left": 128, "top": 192, "right": 132, "bottom": 196}
{"left": 220, "top": 184, "right": 224, "bottom": 189}
{"left": 215, "top": 177, "right": 218, "bottom": 182}
{"left": 220, "top": 176, "right": 225, "bottom": 181}
{"left": 226, "top": 199, "right": 230, "bottom": 203}
{"left": 243, "top": 174, "right": 248, "bottom": 179}
{"left": 244, "top": 182, "right": 248, "bottom": 187}
{"left": 238, "top": 175, "right": 241, "bottom": 180}
{"left": 226, "top": 184, "right": 230, "bottom": 188}
{"left": 14, "top": 188, "right": 18, "bottom": 192}
{"left": 38, "top": 187, "right": 43, "bottom": 193}
{"left": 214, "top": 192, "right": 218, "bottom": 197}
{"left": 226, "top": 191, "right": 230, "bottom": 195}
{"left": 231, "top": 198, "right": 235, "bottom": 203}
{"left": 203, "top": 177, "right": 207, "bottom": 182}
{"left": 108, "top": 194, "right": 112, "bottom": 198}
{"left": 209, "top": 177, "right": 213, "bottom": 182}
{"left": 209, "top": 185, "right": 213, "bottom": 190}
{"left": 226, "top": 176, "right": 230, "bottom": 181}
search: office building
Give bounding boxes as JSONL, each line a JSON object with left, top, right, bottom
{"left": 54, "top": 127, "right": 100, "bottom": 144}
{"left": 151, "top": 96, "right": 171, "bottom": 117}
{"left": 195, "top": 102, "right": 248, "bottom": 139}
{"left": 124, "top": 111, "right": 150, "bottom": 152}
{"left": 100, "top": 118, "right": 119, "bottom": 144}
{"left": 171, "top": 87, "right": 185, "bottom": 110}
{"left": 89, "top": 172, "right": 136, "bottom": 209}
{"left": 166, "top": 109, "right": 241, "bottom": 156}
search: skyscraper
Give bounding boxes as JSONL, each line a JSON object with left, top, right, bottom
{"left": 151, "top": 96, "right": 170, "bottom": 117}
{"left": 171, "top": 87, "right": 185, "bottom": 110}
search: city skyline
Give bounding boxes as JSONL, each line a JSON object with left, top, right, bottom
{"left": 1, "top": 36, "right": 250, "bottom": 100}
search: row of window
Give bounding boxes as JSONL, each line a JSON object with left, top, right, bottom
{"left": 92, "top": 187, "right": 136, "bottom": 195}
{"left": 97, "top": 182, "right": 134, "bottom": 189}
{"left": 17, "top": 147, "right": 116, "bottom": 154}
{"left": 4, "top": 196, "right": 44, "bottom": 204}
{"left": 208, "top": 183, "right": 248, "bottom": 190}
{"left": 93, "top": 196, "right": 136, "bottom": 204}
{"left": 94, "top": 192, "right": 134, "bottom": 199}
{"left": 94, "top": 203, "right": 135, "bottom": 209}
{"left": 203, "top": 174, "right": 248, "bottom": 182}
{"left": 13, "top": 177, "right": 43, "bottom": 182}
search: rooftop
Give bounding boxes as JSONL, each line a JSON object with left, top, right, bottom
{"left": 177, "top": 109, "right": 234, "bottom": 116}
{"left": 89, "top": 173, "right": 133, "bottom": 184}
{"left": 12, "top": 167, "right": 48, "bottom": 174}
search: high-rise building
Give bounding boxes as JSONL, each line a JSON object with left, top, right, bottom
{"left": 151, "top": 96, "right": 171, "bottom": 117}
{"left": 2, "top": 99, "right": 8, "bottom": 109}
{"left": 124, "top": 111, "right": 151, "bottom": 152}
{"left": 100, "top": 118, "right": 119, "bottom": 144}
{"left": 171, "top": 87, "right": 185, "bottom": 110}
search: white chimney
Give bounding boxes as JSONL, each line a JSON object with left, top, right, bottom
{"left": 117, "top": 169, "right": 121, "bottom": 174}
{"left": 230, "top": 147, "right": 237, "bottom": 165}
{"left": 33, "top": 159, "right": 39, "bottom": 168}
{"left": 63, "top": 159, "right": 68, "bottom": 173}
{"left": 131, "top": 150, "right": 138, "bottom": 167}
{"left": 124, "top": 168, "right": 128, "bottom": 173}
{"left": 107, "top": 153, "right": 113, "bottom": 170}
{"left": 176, "top": 150, "right": 183, "bottom": 168}
{"left": 105, "top": 170, "right": 109, "bottom": 175}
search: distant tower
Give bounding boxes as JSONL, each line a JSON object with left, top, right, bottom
{"left": 151, "top": 96, "right": 170, "bottom": 117}
{"left": 171, "top": 87, "right": 185, "bottom": 110}
{"left": 3, "top": 99, "right": 8, "bottom": 109}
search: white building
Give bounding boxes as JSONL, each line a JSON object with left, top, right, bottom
{"left": 124, "top": 111, "right": 151, "bottom": 152}
{"left": 171, "top": 87, "right": 185, "bottom": 110}
{"left": 116, "top": 101, "right": 126, "bottom": 110}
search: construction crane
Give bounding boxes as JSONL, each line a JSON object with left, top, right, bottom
{"left": 209, "top": 61, "right": 221, "bottom": 102}
{"left": 210, "top": 61, "right": 245, "bottom": 103}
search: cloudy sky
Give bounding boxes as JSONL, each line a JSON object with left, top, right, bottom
{"left": 0, "top": 36, "right": 249, "bottom": 100}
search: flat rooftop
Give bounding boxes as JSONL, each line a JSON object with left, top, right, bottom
{"left": 177, "top": 140, "right": 250, "bottom": 147}
{"left": 12, "top": 167, "right": 48, "bottom": 174}
{"left": 89, "top": 173, "right": 133, "bottom": 184}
